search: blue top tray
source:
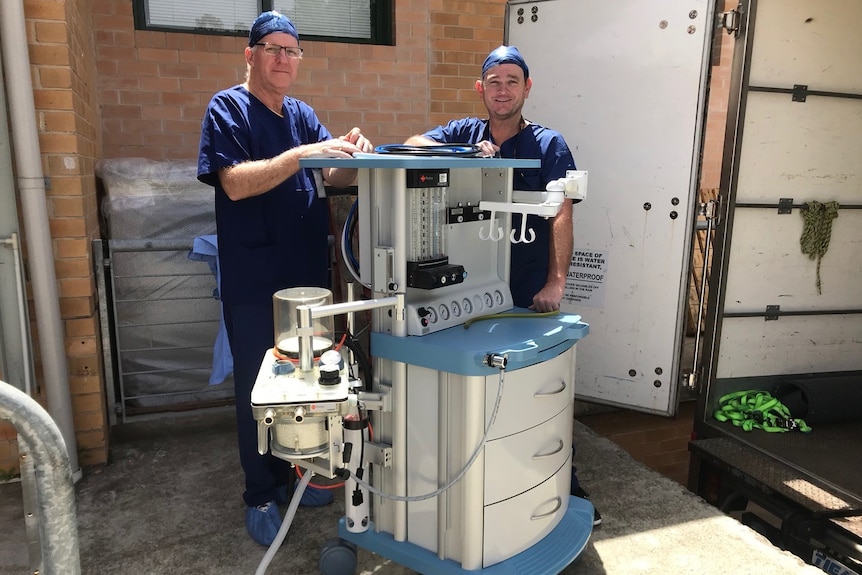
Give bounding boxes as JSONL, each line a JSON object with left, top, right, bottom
{"left": 371, "top": 309, "right": 589, "bottom": 376}
{"left": 300, "top": 153, "right": 540, "bottom": 170}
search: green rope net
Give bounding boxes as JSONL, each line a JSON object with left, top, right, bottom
{"left": 799, "top": 200, "right": 839, "bottom": 295}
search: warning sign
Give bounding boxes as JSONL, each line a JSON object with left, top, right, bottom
{"left": 564, "top": 249, "right": 607, "bottom": 308}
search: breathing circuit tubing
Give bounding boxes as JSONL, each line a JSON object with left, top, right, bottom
{"left": 373, "top": 143, "right": 483, "bottom": 157}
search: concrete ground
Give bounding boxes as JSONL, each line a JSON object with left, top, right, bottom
{"left": 1, "top": 408, "right": 822, "bottom": 575}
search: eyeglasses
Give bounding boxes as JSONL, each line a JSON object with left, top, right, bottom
{"left": 255, "top": 43, "right": 303, "bottom": 59}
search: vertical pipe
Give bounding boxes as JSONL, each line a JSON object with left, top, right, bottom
{"left": 297, "top": 305, "right": 315, "bottom": 372}
{"left": 436, "top": 371, "right": 449, "bottom": 560}
{"left": 0, "top": 0, "right": 80, "bottom": 475}
{"left": 460, "top": 375, "right": 486, "bottom": 570}
{"left": 391, "top": 171, "right": 408, "bottom": 540}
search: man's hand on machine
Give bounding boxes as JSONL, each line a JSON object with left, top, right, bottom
{"left": 340, "top": 127, "right": 374, "bottom": 154}
{"left": 475, "top": 139, "right": 500, "bottom": 157}
{"left": 530, "top": 283, "right": 564, "bottom": 313}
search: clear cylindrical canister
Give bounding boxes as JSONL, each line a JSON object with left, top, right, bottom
{"left": 273, "top": 287, "right": 334, "bottom": 357}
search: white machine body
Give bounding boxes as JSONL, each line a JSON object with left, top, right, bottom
{"left": 250, "top": 155, "right": 593, "bottom": 573}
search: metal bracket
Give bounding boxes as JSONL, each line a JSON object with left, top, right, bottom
{"left": 765, "top": 305, "right": 780, "bottom": 321}
{"left": 365, "top": 441, "right": 393, "bottom": 468}
{"left": 682, "top": 371, "right": 699, "bottom": 392}
{"left": 373, "top": 246, "right": 397, "bottom": 293}
{"left": 356, "top": 389, "right": 391, "bottom": 413}
{"left": 792, "top": 84, "right": 808, "bottom": 102}
{"left": 777, "top": 198, "right": 794, "bottom": 214}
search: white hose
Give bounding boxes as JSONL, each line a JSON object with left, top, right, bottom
{"left": 254, "top": 469, "right": 314, "bottom": 575}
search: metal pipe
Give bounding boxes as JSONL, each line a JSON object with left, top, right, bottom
{"left": 107, "top": 238, "right": 194, "bottom": 252}
{"left": 0, "top": 380, "right": 81, "bottom": 574}
{"left": 690, "top": 201, "right": 716, "bottom": 388}
{"left": 0, "top": 0, "right": 80, "bottom": 475}
{"left": 346, "top": 282, "right": 356, "bottom": 368}
{"left": 392, "top": 359, "right": 408, "bottom": 541}
{"left": 296, "top": 296, "right": 399, "bottom": 372}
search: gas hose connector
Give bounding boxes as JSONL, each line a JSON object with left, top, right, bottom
{"left": 484, "top": 353, "right": 508, "bottom": 370}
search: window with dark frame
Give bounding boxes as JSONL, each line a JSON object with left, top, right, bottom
{"left": 132, "top": 0, "right": 394, "bottom": 46}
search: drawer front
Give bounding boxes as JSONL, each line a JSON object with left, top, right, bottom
{"left": 482, "top": 460, "right": 570, "bottom": 566}
{"left": 485, "top": 346, "right": 575, "bottom": 439}
{"left": 484, "top": 405, "right": 573, "bottom": 504}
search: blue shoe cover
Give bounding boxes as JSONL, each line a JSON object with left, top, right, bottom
{"left": 297, "top": 483, "right": 334, "bottom": 507}
{"left": 245, "top": 501, "right": 282, "bottom": 546}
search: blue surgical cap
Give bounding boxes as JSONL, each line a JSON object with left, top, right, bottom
{"left": 481, "top": 46, "right": 530, "bottom": 80}
{"left": 249, "top": 11, "right": 299, "bottom": 46}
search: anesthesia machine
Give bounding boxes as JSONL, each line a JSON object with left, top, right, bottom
{"left": 250, "top": 150, "right": 593, "bottom": 575}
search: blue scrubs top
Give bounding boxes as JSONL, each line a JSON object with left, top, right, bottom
{"left": 197, "top": 85, "right": 332, "bottom": 306}
{"left": 424, "top": 118, "right": 576, "bottom": 307}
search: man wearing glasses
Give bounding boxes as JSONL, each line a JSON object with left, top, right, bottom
{"left": 197, "top": 11, "right": 373, "bottom": 546}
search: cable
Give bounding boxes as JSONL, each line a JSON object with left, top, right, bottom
{"left": 294, "top": 465, "right": 344, "bottom": 490}
{"left": 339, "top": 330, "right": 372, "bottom": 390}
{"left": 374, "top": 143, "right": 484, "bottom": 157}
{"left": 344, "top": 199, "right": 360, "bottom": 272}
{"left": 343, "top": 365, "right": 508, "bottom": 502}
{"left": 340, "top": 202, "right": 369, "bottom": 289}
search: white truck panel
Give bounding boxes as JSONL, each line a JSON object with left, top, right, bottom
{"left": 724, "top": 210, "right": 862, "bottom": 311}
{"left": 748, "top": 0, "right": 862, "bottom": 92}
{"left": 717, "top": 315, "right": 862, "bottom": 378}
{"left": 737, "top": 93, "right": 862, "bottom": 204}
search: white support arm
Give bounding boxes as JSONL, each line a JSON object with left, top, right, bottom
{"left": 478, "top": 170, "right": 588, "bottom": 219}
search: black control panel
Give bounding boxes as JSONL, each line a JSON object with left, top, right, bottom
{"left": 407, "top": 258, "right": 466, "bottom": 290}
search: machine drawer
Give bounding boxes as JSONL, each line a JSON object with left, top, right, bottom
{"left": 483, "top": 405, "right": 574, "bottom": 505}
{"left": 485, "top": 346, "right": 574, "bottom": 440}
{"left": 482, "top": 459, "right": 570, "bottom": 566}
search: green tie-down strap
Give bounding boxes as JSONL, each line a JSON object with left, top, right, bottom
{"left": 713, "top": 390, "right": 813, "bottom": 433}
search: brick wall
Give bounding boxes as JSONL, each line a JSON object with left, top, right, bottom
{"left": 1, "top": 0, "right": 106, "bottom": 475}
{"left": 2, "top": 0, "right": 733, "bottom": 476}
{"left": 92, "top": 0, "right": 505, "bottom": 161}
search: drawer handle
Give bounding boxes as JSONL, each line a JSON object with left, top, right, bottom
{"left": 534, "top": 380, "right": 567, "bottom": 397}
{"left": 532, "top": 439, "right": 565, "bottom": 459}
{"left": 531, "top": 496, "right": 562, "bottom": 520}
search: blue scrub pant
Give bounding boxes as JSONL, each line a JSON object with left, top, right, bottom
{"left": 223, "top": 301, "right": 292, "bottom": 508}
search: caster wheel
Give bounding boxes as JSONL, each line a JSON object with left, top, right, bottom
{"left": 319, "top": 537, "right": 357, "bottom": 575}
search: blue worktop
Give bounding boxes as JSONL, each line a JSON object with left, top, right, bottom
{"left": 300, "top": 153, "right": 540, "bottom": 170}
{"left": 371, "top": 309, "right": 589, "bottom": 376}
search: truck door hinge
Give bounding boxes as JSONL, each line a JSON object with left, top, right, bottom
{"left": 718, "top": 9, "right": 740, "bottom": 36}
{"left": 700, "top": 198, "right": 718, "bottom": 220}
